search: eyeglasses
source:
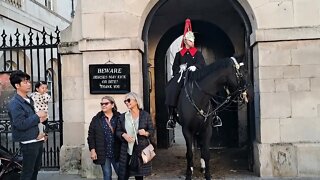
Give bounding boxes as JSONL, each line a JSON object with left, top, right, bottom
{"left": 124, "top": 98, "right": 131, "bottom": 104}
{"left": 21, "top": 79, "right": 31, "bottom": 84}
{"left": 100, "top": 102, "right": 111, "bottom": 106}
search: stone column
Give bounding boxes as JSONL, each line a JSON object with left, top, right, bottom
{"left": 248, "top": 0, "right": 320, "bottom": 177}
{"left": 58, "top": 0, "right": 152, "bottom": 178}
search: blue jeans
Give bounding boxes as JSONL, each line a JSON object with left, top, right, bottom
{"left": 101, "top": 157, "right": 119, "bottom": 180}
{"left": 20, "top": 141, "right": 43, "bottom": 180}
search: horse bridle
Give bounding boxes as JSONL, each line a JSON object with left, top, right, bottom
{"left": 184, "top": 57, "right": 248, "bottom": 122}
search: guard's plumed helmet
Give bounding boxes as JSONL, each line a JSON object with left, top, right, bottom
{"left": 184, "top": 31, "right": 195, "bottom": 42}
{"left": 181, "top": 18, "right": 195, "bottom": 48}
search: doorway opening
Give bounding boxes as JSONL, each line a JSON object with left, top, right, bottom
{"left": 142, "top": 0, "right": 254, "bottom": 176}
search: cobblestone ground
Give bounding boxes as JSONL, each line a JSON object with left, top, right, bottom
{"left": 148, "top": 145, "right": 255, "bottom": 179}
{"left": 39, "top": 125, "right": 256, "bottom": 180}
{"left": 38, "top": 125, "right": 319, "bottom": 179}
{"left": 147, "top": 125, "right": 255, "bottom": 179}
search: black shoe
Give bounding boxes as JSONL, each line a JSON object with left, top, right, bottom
{"left": 166, "top": 119, "right": 176, "bottom": 129}
{"left": 212, "top": 116, "right": 222, "bottom": 127}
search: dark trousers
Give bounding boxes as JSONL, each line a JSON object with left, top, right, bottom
{"left": 20, "top": 141, "right": 43, "bottom": 180}
{"left": 165, "top": 75, "right": 183, "bottom": 107}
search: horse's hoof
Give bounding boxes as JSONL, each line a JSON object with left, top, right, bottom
{"left": 205, "top": 174, "right": 211, "bottom": 180}
{"left": 185, "top": 170, "right": 192, "bottom": 180}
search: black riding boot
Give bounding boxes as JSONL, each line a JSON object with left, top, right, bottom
{"left": 166, "top": 106, "right": 176, "bottom": 129}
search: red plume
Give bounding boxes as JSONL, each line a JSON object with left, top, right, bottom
{"left": 180, "top": 18, "right": 193, "bottom": 48}
{"left": 179, "top": 19, "right": 197, "bottom": 57}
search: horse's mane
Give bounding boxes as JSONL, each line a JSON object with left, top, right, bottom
{"left": 189, "top": 57, "right": 232, "bottom": 81}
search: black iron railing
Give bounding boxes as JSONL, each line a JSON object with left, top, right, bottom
{"left": 0, "top": 27, "right": 62, "bottom": 169}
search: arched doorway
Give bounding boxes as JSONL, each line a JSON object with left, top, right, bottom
{"left": 142, "top": 0, "right": 254, "bottom": 170}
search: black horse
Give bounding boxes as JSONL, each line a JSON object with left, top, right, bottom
{"left": 177, "top": 57, "right": 249, "bottom": 180}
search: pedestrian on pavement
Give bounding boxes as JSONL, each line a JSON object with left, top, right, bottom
{"left": 165, "top": 18, "right": 206, "bottom": 129}
{"left": 7, "top": 70, "right": 48, "bottom": 180}
{"left": 87, "top": 96, "right": 121, "bottom": 180}
{"left": 116, "top": 92, "right": 154, "bottom": 180}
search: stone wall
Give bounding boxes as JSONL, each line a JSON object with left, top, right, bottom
{"left": 246, "top": 0, "right": 320, "bottom": 177}
{"left": 59, "top": 0, "right": 149, "bottom": 177}
{"left": 253, "top": 39, "right": 320, "bottom": 177}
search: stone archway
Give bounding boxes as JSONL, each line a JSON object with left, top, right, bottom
{"left": 142, "top": 0, "right": 254, "bottom": 172}
{"left": 142, "top": 0, "right": 253, "bottom": 142}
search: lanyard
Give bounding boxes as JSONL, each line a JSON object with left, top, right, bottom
{"left": 105, "top": 117, "right": 114, "bottom": 134}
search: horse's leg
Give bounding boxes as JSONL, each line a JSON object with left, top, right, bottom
{"left": 200, "top": 158, "right": 205, "bottom": 173}
{"left": 197, "top": 137, "right": 206, "bottom": 174}
{"left": 182, "top": 128, "right": 194, "bottom": 180}
{"left": 199, "top": 127, "right": 212, "bottom": 180}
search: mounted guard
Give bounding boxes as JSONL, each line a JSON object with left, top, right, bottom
{"left": 165, "top": 18, "right": 206, "bottom": 129}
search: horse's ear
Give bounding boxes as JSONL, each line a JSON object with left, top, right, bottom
{"left": 232, "top": 54, "right": 244, "bottom": 61}
{"left": 233, "top": 54, "right": 248, "bottom": 72}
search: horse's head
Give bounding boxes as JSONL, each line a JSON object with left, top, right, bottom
{"left": 192, "top": 57, "right": 250, "bottom": 103}
{"left": 225, "top": 57, "right": 250, "bottom": 103}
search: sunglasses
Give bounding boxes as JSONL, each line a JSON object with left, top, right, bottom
{"left": 124, "top": 98, "right": 131, "bottom": 104}
{"left": 100, "top": 102, "right": 111, "bottom": 106}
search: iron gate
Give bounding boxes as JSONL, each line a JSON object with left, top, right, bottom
{"left": 0, "top": 27, "right": 62, "bottom": 169}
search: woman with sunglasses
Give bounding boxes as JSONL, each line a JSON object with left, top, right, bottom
{"left": 116, "top": 92, "right": 154, "bottom": 180}
{"left": 87, "top": 96, "right": 120, "bottom": 180}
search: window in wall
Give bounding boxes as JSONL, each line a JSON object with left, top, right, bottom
{"left": 5, "top": 60, "right": 17, "bottom": 71}
{"left": 46, "top": 70, "right": 53, "bottom": 97}
{"left": 5, "top": 62, "right": 11, "bottom": 71}
{"left": 45, "top": 0, "right": 53, "bottom": 10}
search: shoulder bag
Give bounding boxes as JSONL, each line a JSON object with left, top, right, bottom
{"left": 141, "top": 140, "right": 156, "bottom": 164}
{"left": 131, "top": 118, "right": 156, "bottom": 164}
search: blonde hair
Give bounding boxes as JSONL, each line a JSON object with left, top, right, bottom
{"left": 124, "top": 92, "right": 143, "bottom": 109}
{"left": 101, "top": 96, "right": 118, "bottom": 112}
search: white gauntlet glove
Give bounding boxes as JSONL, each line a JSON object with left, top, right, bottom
{"left": 177, "top": 64, "right": 187, "bottom": 83}
{"left": 179, "top": 64, "right": 187, "bottom": 72}
{"left": 188, "top": 66, "right": 197, "bottom": 72}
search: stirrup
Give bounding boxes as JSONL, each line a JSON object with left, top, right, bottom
{"left": 166, "top": 119, "right": 176, "bottom": 129}
{"left": 212, "top": 116, "right": 222, "bottom": 127}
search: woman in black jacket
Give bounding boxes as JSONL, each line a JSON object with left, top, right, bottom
{"left": 87, "top": 96, "right": 120, "bottom": 180}
{"left": 116, "top": 92, "right": 154, "bottom": 180}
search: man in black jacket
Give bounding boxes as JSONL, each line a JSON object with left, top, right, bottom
{"left": 7, "top": 70, "right": 47, "bottom": 180}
